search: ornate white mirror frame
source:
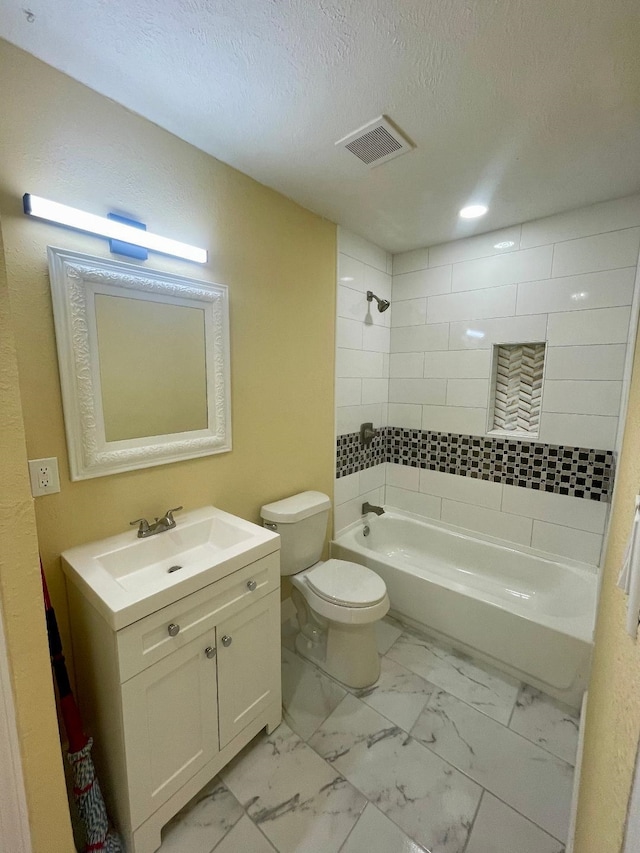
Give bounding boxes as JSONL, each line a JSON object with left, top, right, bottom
{"left": 47, "top": 247, "right": 231, "bottom": 480}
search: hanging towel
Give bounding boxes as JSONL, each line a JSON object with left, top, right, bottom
{"left": 617, "top": 496, "right": 640, "bottom": 638}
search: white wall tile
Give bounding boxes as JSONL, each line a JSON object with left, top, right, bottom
{"left": 392, "top": 247, "right": 430, "bottom": 275}
{"left": 336, "top": 403, "right": 386, "bottom": 434}
{"left": 427, "top": 285, "right": 517, "bottom": 324}
{"left": 338, "top": 284, "right": 370, "bottom": 321}
{"left": 516, "top": 267, "right": 635, "bottom": 315}
{"left": 446, "top": 379, "right": 490, "bottom": 408}
{"left": 336, "top": 348, "right": 385, "bottom": 378}
{"left": 531, "top": 521, "right": 602, "bottom": 566}
{"left": 360, "top": 464, "right": 386, "bottom": 493}
{"left": 362, "top": 323, "right": 390, "bottom": 353}
{"left": 551, "top": 228, "right": 640, "bottom": 277}
{"left": 448, "top": 315, "right": 548, "bottom": 350}
{"left": 520, "top": 195, "right": 640, "bottom": 248}
{"left": 391, "top": 324, "right": 449, "bottom": 352}
{"left": 419, "top": 469, "right": 503, "bottom": 509}
{"left": 334, "top": 472, "right": 360, "bottom": 505}
{"left": 361, "top": 378, "right": 388, "bottom": 404}
{"left": 389, "top": 378, "right": 447, "bottom": 405}
{"left": 501, "top": 486, "right": 607, "bottom": 534}
{"left": 538, "top": 412, "right": 618, "bottom": 450}
{"left": 385, "top": 486, "right": 441, "bottom": 520}
{"left": 546, "top": 307, "right": 631, "bottom": 346}
{"left": 386, "top": 462, "right": 420, "bottom": 491}
{"left": 338, "top": 253, "right": 366, "bottom": 292}
{"left": 423, "top": 349, "right": 491, "bottom": 378}
{"left": 336, "top": 378, "right": 361, "bottom": 407}
{"left": 428, "top": 226, "right": 522, "bottom": 267}
{"left": 335, "top": 487, "right": 384, "bottom": 534}
{"left": 392, "top": 266, "right": 451, "bottom": 301}
{"left": 544, "top": 344, "right": 627, "bottom": 381}
{"left": 421, "top": 405, "right": 487, "bottom": 435}
{"left": 391, "top": 298, "right": 427, "bottom": 327}
{"left": 388, "top": 403, "right": 422, "bottom": 428}
{"left": 338, "top": 227, "right": 388, "bottom": 272}
{"left": 365, "top": 265, "right": 392, "bottom": 299}
{"left": 452, "top": 246, "right": 553, "bottom": 292}
{"left": 441, "top": 500, "right": 533, "bottom": 546}
{"left": 389, "top": 352, "right": 425, "bottom": 377}
{"left": 542, "top": 380, "right": 622, "bottom": 416}
{"left": 336, "top": 316, "right": 363, "bottom": 349}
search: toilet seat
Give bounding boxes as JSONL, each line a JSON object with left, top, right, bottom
{"left": 305, "top": 559, "right": 387, "bottom": 607}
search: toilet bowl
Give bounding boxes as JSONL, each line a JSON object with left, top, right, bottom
{"left": 260, "top": 491, "right": 389, "bottom": 688}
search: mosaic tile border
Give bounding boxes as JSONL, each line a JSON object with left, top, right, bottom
{"left": 336, "top": 426, "right": 614, "bottom": 502}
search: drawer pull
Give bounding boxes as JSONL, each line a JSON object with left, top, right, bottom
{"left": 167, "top": 623, "right": 180, "bottom": 637}
{"left": 221, "top": 635, "right": 232, "bottom": 647}
{"left": 204, "top": 646, "right": 216, "bottom": 659}
{"left": 247, "top": 580, "right": 257, "bottom": 591}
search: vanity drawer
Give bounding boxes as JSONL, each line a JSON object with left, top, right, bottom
{"left": 117, "top": 552, "right": 279, "bottom": 682}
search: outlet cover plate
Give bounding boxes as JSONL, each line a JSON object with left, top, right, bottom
{"left": 28, "top": 457, "right": 61, "bottom": 496}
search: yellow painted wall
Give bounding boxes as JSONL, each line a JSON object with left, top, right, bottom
{"left": 574, "top": 320, "right": 640, "bottom": 850}
{"left": 0, "top": 222, "right": 74, "bottom": 849}
{"left": 0, "top": 39, "right": 336, "bottom": 848}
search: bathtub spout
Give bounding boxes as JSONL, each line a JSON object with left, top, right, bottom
{"left": 362, "top": 502, "right": 385, "bottom": 516}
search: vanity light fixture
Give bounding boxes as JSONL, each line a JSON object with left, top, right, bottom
{"left": 23, "top": 194, "right": 207, "bottom": 264}
{"left": 459, "top": 204, "right": 488, "bottom": 219}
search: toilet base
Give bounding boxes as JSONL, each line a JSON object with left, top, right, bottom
{"left": 294, "top": 618, "right": 381, "bottom": 689}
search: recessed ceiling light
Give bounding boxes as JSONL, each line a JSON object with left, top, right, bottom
{"left": 494, "top": 240, "right": 515, "bottom": 250}
{"left": 459, "top": 204, "right": 488, "bottom": 219}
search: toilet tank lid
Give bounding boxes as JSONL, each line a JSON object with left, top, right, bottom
{"left": 261, "top": 491, "right": 331, "bottom": 523}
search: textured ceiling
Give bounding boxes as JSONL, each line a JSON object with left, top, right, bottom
{"left": 1, "top": 0, "right": 639, "bottom": 252}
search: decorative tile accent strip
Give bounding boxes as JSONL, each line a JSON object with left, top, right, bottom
{"left": 493, "top": 343, "right": 545, "bottom": 433}
{"left": 336, "top": 426, "right": 614, "bottom": 502}
{"left": 335, "top": 428, "right": 389, "bottom": 478}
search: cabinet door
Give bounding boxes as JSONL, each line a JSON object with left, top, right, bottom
{"left": 121, "top": 630, "right": 219, "bottom": 827}
{"left": 217, "top": 592, "right": 280, "bottom": 748}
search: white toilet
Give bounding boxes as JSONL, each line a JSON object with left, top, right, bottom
{"left": 261, "top": 490, "right": 389, "bottom": 688}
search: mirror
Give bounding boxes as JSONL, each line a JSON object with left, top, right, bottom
{"left": 47, "top": 247, "right": 231, "bottom": 480}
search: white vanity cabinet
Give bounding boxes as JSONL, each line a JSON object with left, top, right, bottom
{"left": 65, "top": 549, "right": 282, "bottom": 853}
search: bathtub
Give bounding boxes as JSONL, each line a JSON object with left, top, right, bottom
{"left": 331, "top": 509, "right": 597, "bottom": 708}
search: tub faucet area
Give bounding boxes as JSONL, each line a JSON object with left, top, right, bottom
{"left": 362, "top": 502, "right": 385, "bottom": 516}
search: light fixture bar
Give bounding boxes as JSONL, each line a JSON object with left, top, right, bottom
{"left": 23, "top": 194, "right": 207, "bottom": 264}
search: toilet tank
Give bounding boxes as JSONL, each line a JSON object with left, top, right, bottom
{"left": 260, "top": 491, "right": 331, "bottom": 576}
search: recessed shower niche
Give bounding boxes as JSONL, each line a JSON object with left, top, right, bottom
{"left": 488, "top": 342, "right": 546, "bottom": 437}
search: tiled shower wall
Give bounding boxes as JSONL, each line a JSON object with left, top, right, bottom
{"left": 335, "top": 197, "right": 640, "bottom": 566}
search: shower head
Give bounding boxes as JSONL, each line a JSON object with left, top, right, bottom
{"left": 366, "top": 290, "right": 390, "bottom": 312}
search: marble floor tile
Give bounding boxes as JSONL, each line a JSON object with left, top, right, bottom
{"left": 386, "top": 631, "right": 519, "bottom": 723}
{"left": 281, "top": 617, "right": 299, "bottom": 652}
{"left": 509, "top": 684, "right": 580, "bottom": 765}
{"left": 375, "top": 618, "right": 403, "bottom": 655}
{"left": 158, "top": 777, "right": 243, "bottom": 853}
{"left": 309, "top": 694, "right": 481, "bottom": 853}
{"left": 212, "top": 815, "right": 276, "bottom": 852}
{"left": 411, "top": 689, "right": 573, "bottom": 842}
{"left": 282, "top": 647, "right": 347, "bottom": 740}
{"left": 464, "top": 792, "right": 564, "bottom": 853}
{"left": 220, "top": 722, "right": 366, "bottom": 853}
{"left": 351, "top": 655, "right": 434, "bottom": 732}
{"left": 340, "top": 803, "right": 428, "bottom": 853}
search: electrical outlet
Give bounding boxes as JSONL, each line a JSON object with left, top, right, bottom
{"left": 28, "top": 457, "right": 61, "bottom": 496}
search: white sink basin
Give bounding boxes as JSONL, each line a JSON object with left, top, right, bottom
{"left": 61, "top": 506, "right": 280, "bottom": 629}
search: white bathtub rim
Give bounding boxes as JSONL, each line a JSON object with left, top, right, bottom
{"left": 342, "top": 505, "right": 599, "bottom": 575}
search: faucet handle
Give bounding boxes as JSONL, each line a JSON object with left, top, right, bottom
{"left": 130, "top": 518, "right": 151, "bottom": 536}
{"left": 163, "top": 506, "right": 183, "bottom": 525}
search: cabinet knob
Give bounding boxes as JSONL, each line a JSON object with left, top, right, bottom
{"left": 221, "top": 635, "right": 232, "bottom": 647}
{"left": 204, "top": 646, "right": 216, "bottom": 659}
{"left": 167, "top": 623, "right": 180, "bottom": 637}
{"left": 247, "top": 580, "right": 257, "bottom": 591}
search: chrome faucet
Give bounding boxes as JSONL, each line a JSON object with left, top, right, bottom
{"left": 362, "top": 502, "right": 385, "bottom": 517}
{"left": 130, "top": 506, "right": 183, "bottom": 538}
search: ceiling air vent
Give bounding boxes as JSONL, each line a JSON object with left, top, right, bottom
{"left": 336, "top": 116, "right": 414, "bottom": 167}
